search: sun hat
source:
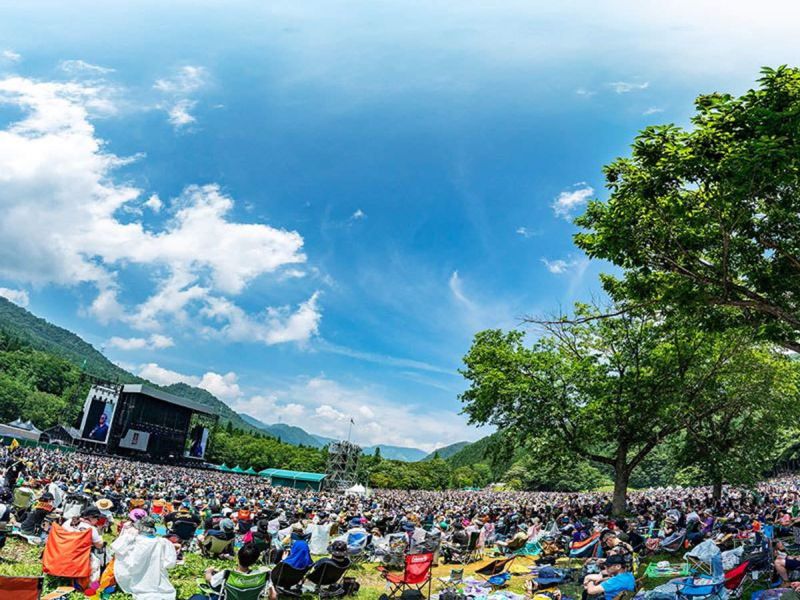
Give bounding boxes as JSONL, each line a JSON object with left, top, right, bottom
{"left": 129, "top": 508, "right": 147, "bottom": 521}
{"left": 95, "top": 499, "right": 113, "bottom": 511}
{"left": 220, "top": 518, "right": 235, "bottom": 531}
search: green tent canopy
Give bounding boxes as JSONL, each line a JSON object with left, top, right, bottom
{"left": 231, "top": 465, "right": 245, "bottom": 473}
{"left": 218, "top": 463, "right": 230, "bottom": 471}
{"left": 244, "top": 467, "right": 257, "bottom": 475}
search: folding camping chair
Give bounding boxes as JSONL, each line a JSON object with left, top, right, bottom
{"left": 570, "top": 532, "right": 601, "bottom": 559}
{"left": 198, "top": 569, "right": 270, "bottom": 600}
{"left": 169, "top": 519, "right": 198, "bottom": 551}
{"left": 674, "top": 576, "right": 727, "bottom": 600}
{"left": 305, "top": 560, "right": 351, "bottom": 598}
{"left": 270, "top": 562, "right": 311, "bottom": 598}
{"left": 723, "top": 560, "right": 750, "bottom": 599}
{"left": 437, "top": 568, "right": 463, "bottom": 591}
{"left": 0, "top": 575, "right": 43, "bottom": 600}
{"left": 476, "top": 556, "right": 517, "bottom": 590}
{"left": 379, "top": 552, "right": 434, "bottom": 599}
{"left": 201, "top": 534, "right": 235, "bottom": 558}
{"left": 661, "top": 530, "right": 688, "bottom": 554}
{"left": 452, "top": 531, "right": 481, "bottom": 565}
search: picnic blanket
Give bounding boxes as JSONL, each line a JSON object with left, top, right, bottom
{"left": 644, "top": 562, "right": 690, "bottom": 578}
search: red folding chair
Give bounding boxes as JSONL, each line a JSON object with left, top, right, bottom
{"left": 379, "top": 552, "right": 434, "bottom": 599}
{"left": 0, "top": 575, "right": 43, "bottom": 600}
{"left": 724, "top": 560, "right": 750, "bottom": 598}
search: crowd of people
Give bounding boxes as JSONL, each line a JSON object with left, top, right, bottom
{"left": 3, "top": 445, "right": 800, "bottom": 600}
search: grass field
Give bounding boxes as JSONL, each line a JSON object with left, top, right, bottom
{"left": 0, "top": 535, "right": 769, "bottom": 600}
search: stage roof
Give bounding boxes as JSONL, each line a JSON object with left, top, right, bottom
{"left": 122, "top": 384, "right": 216, "bottom": 416}
{"left": 259, "top": 468, "right": 327, "bottom": 482}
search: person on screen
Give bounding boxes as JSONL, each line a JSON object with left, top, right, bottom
{"left": 89, "top": 412, "right": 109, "bottom": 441}
{"left": 190, "top": 431, "right": 205, "bottom": 457}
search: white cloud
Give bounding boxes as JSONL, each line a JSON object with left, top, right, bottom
{"left": 516, "top": 226, "right": 537, "bottom": 238}
{"left": 201, "top": 292, "right": 321, "bottom": 346}
{"left": 575, "top": 87, "right": 595, "bottom": 97}
{"left": 138, "top": 362, "right": 199, "bottom": 386}
{"left": 136, "top": 363, "right": 241, "bottom": 403}
{"left": 144, "top": 194, "right": 162, "bottom": 212}
{"left": 197, "top": 371, "right": 241, "bottom": 402}
{"left": 350, "top": 209, "right": 366, "bottom": 220}
{"left": 608, "top": 81, "right": 649, "bottom": 94}
{"left": 541, "top": 257, "right": 577, "bottom": 274}
{"left": 643, "top": 106, "right": 664, "bottom": 115}
{"left": 231, "top": 376, "right": 483, "bottom": 451}
{"left": 154, "top": 66, "right": 207, "bottom": 94}
{"left": 448, "top": 270, "right": 473, "bottom": 308}
{"left": 167, "top": 99, "right": 197, "bottom": 129}
{"left": 0, "top": 287, "right": 28, "bottom": 306}
{"left": 59, "top": 60, "right": 114, "bottom": 75}
{"left": 108, "top": 334, "right": 175, "bottom": 351}
{"left": 552, "top": 184, "right": 594, "bottom": 219}
{"left": 154, "top": 66, "right": 207, "bottom": 130}
{"left": 1, "top": 50, "right": 21, "bottom": 63}
{"left": 0, "top": 76, "right": 312, "bottom": 341}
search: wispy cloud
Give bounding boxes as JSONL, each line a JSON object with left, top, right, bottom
{"left": 167, "top": 99, "right": 197, "bottom": 128}
{"left": 608, "top": 81, "right": 649, "bottom": 94}
{"left": 552, "top": 184, "right": 593, "bottom": 220}
{"left": 643, "top": 106, "right": 664, "bottom": 115}
{"left": 541, "top": 257, "right": 577, "bottom": 274}
{"left": 350, "top": 208, "right": 366, "bottom": 220}
{"left": 59, "top": 59, "right": 115, "bottom": 75}
{"left": 1, "top": 50, "right": 21, "bottom": 63}
{"left": 317, "top": 339, "right": 455, "bottom": 376}
{"left": 154, "top": 66, "right": 208, "bottom": 130}
{"left": 516, "top": 226, "right": 538, "bottom": 238}
{"left": 575, "top": 87, "right": 596, "bottom": 97}
{"left": 448, "top": 270, "right": 474, "bottom": 309}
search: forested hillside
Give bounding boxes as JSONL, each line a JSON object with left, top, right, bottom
{"left": 0, "top": 298, "right": 255, "bottom": 432}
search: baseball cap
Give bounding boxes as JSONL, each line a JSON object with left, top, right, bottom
{"left": 606, "top": 554, "right": 627, "bottom": 566}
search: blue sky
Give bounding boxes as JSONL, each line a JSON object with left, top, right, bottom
{"left": 0, "top": 1, "right": 798, "bottom": 451}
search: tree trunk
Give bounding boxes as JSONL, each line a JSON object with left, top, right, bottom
{"left": 612, "top": 464, "right": 630, "bottom": 516}
{"left": 712, "top": 480, "right": 722, "bottom": 501}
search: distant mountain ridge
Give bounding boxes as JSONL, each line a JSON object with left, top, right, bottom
{"left": 241, "top": 414, "right": 428, "bottom": 461}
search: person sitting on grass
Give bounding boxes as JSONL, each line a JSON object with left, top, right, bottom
{"left": 775, "top": 544, "right": 800, "bottom": 585}
{"left": 193, "top": 543, "right": 275, "bottom": 600}
{"left": 582, "top": 554, "right": 635, "bottom": 600}
{"left": 112, "top": 516, "right": 178, "bottom": 600}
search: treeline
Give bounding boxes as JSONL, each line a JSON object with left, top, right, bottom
{"left": 207, "top": 426, "right": 495, "bottom": 490}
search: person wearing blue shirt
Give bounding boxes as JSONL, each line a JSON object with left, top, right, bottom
{"left": 583, "top": 554, "right": 635, "bottom": 600}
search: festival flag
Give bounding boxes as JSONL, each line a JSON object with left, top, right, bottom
{"left": 9, "top": 438, "right": 19, "bottom": 451}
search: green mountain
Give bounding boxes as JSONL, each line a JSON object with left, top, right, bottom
{"left": 0, "top": 297, "right": 254, "bottom": 431}
{"left": 422, "top": 441, "right": 470, "bottom": 461}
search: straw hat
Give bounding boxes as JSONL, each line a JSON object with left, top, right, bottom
{"left": 95, "top": 498, "right": 113, "bottom": 511}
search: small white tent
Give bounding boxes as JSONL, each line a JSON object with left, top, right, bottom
{"left": 345, "top": 484, "right": 366, "bottom": 496}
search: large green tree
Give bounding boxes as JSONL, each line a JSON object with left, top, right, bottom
{"left": 674, "top": 346, "right": 800, "bottom": 499}
{"left": 460, "top": 305, "right": 764, "bottom": 515}
{"left": 575, "top": 66, "right": 800, "bottom": 352}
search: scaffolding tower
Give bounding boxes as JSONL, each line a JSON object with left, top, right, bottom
{"left": 325, "top": 440, "right": 362, "bottom": 489}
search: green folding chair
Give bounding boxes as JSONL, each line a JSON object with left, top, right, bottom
{"left": 198, "top": 569, "right": 270, "bottom": 600}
